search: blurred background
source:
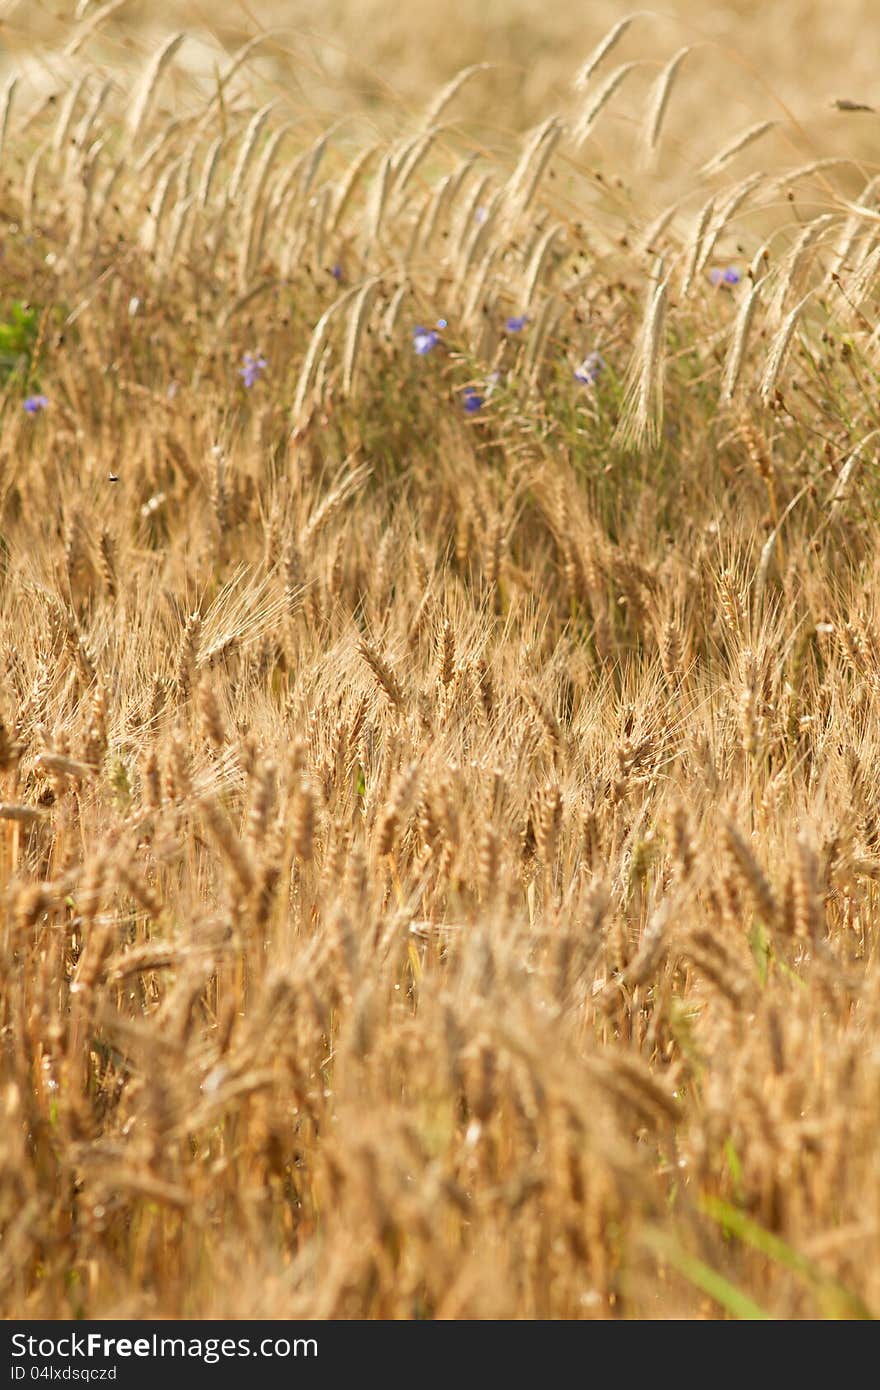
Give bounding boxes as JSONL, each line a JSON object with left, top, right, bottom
{"left": 0, "top": 1, "right": 876, "bottom": 158}
{"left": 0, "top": 0, "right": 876, "bottom": 306}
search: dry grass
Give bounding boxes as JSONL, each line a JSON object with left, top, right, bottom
{"left": 2, "top": 3, "right": 880, "bottom": 1319}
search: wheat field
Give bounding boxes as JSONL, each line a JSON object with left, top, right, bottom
{"left": 1, "top": 1, "right": 880, "bottom": 1319}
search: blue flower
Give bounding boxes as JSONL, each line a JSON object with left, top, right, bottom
{"left": 330, "top": 263, "right": 343, "bottom": 282}
{"left": 239, "top": 352, "right": 267, "bottom": 388}
{"left": 574, "top": 352, "right": 605, "bottom": 385}
{"left": 23, "top": 394, "right": 48, "bottom": 413}
{"left": 463, "top": 388, "right": 483, "bottom": 414}
{"left": 506, "top": 315, "right": 528, "bottom": 332}
{"left": 413, "top": 326, "right": 440, "bottom": 355}
{"left": 709, "top": 266, "right": 741, "bottom": 286}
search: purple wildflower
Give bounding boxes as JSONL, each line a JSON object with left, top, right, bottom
{"left": 239, "top": 352, "right": 267, "bottom": 388}
{"left": 709, "top": 266, "right": 741, "bottom": 287}
{"left": 506, "top": 315, "right": 528, "bottom": 332}
{"left": 574, "top": 352, "right": 605, "bottom": 386}
{"left": 413, "top": 326, "right": 440, "bottom": 355}
{"left": 23, "top": 394, "right": 48, "bottom": 414}
{"left": 330, "top": 263, "right": 343, "bottom": 282}
{"left": 462, "top": 388, "right": 483, "bottom": 414}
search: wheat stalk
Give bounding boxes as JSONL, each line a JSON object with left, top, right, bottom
{"left": 696, "top": 173, "right": 765, "bottom": 272}
{"left": 227, "top": 102, "right": 276, "bottom": 204}
{"left": 572, "top": 62, "right": 642, "bottom": 146}
{"left": 573, "top": 15, "right": 640, "bottom": 89}
{"left": 51, "top": 71, "right": 90, "bottom": 160}
{"left": 760, "top": 291, "right": 814, "bottom": 403}
{"left": 422, "top": 62, "right": 491, "bottom": 127}
{"left": 505, "top": 117, "right": 562, "bottom": 222}
{"left": 522, "top": 224, "right": 563, "bottom": 308}
{"left": 330, "top": 143, "right": 379, "bottom": 233}
{"left": 291, "top": 286, "right": 361, "bottom": 424}
{"left": 766, "top": 214, "right": 836, "bottom": 324}
{"left": 699, "top": 118, "right": 778, "bottom": 178}
{"left": 721, "top": 276, "right": 763, "bottom": 402}
{"left": 64, "top": 0, "right": 130, "bottom": 57}
{"left": 828, "top": 431, "right": 880, "bottom": 507}
{"left": 364, "top": 149, "right": 393, "bottom": 249}
{"left": 641, "top": 46, "right": 692, "bottom": 165}
{"left": 0, "top": 73, "right": 16, "bottom": 160}
{"left": 342, "top": 278, "right": 380, "bottom": 397}
{"left": 127, "top": 33, "right": 185, "bottom": 146}
{"left": 614, "top": 271, "right": 669, "bottom": 449}
{"left": 680, "top": 196, "right": 716, "bottom": 297}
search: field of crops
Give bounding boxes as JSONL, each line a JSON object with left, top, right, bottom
{"left": 2, "top": 1, "right": 880, "bottom": 1318}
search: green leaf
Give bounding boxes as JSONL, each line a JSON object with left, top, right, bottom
{"left": 748, "top": 919, "right": 771, "bottom": 984}
{"left": 701, "top": 1195, "right": 875, "bottom": 1319}
{"left": 642, "top": 1226, "right": 772, "bottom": 1319}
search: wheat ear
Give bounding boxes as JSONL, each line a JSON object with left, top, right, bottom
{"left": 573, "top": 15, "right": 640, "bottom": 89}
{"left": 127, "top": 33, "right": 184, "bottom": 147}
{"left": 642, "top": 46, "right": 692, "bottom": 166}
{"left": 699, "top": 119, "right": 777, "bottom": 179}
